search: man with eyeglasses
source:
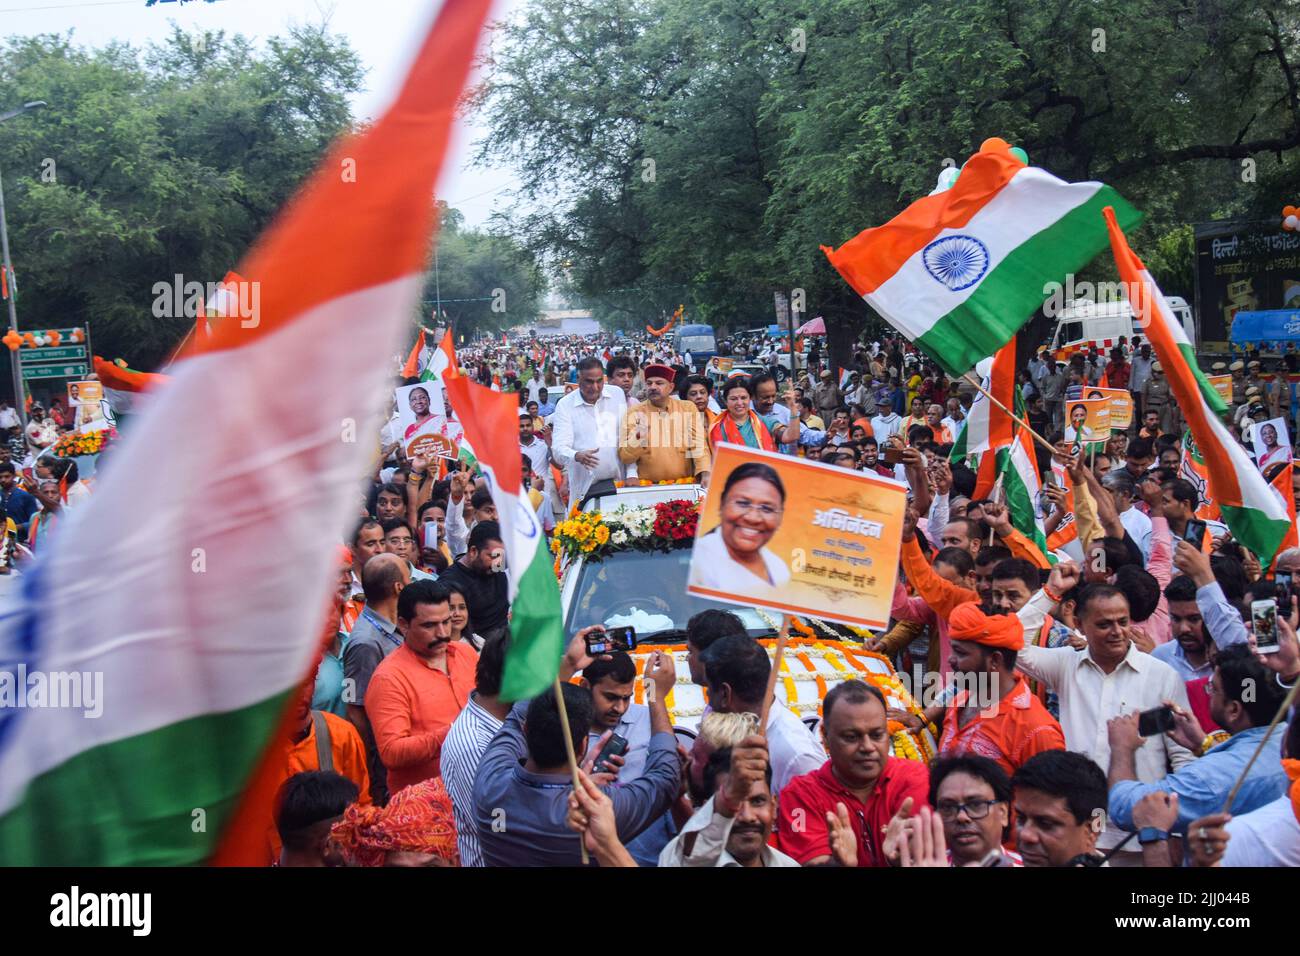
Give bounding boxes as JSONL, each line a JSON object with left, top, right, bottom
{"left": 928, "top": 755, "right": 1022, "bottom": 866}
{"left": 380, "top": 517, "right": 436, "bottom": 581}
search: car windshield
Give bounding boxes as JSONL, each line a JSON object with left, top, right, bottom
{"left": 563, "top": 548, "right": 772, "bottom": 639}
{"left": 678, "top": 334, "right": 715, "bottom": 353}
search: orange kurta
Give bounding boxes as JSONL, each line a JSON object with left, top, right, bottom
{"left": 267, "top": 710, "right": 372, "bottom": 862}
{"left": 365, "top": 640, "right": 477, "bottom": 795}
{"left": 938, "top": 676, "right": 1065, "bottom": 777}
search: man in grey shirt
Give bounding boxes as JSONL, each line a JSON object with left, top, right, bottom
{"left": 474, "top": 645, "right": 680, "bottom": 866}
{"left": 1037, "top": 361, "right": 1066, "bottom": 432}
{"left": 342, "top": 553, "right": 410, "bottom": 805}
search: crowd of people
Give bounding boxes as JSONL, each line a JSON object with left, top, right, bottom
{"left": 86, "top": 323, "right": 1285, "bottom": 869}
{"left": 0, "top": 395, "right": 97, "bottom": 569}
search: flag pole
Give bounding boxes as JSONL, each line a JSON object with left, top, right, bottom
{"left": 962, "top": 372, "right": 1056, "bottom": 456}
{"left": 1220, "top": 676, "right": 1299, "bottom": 813}
{"left": 552, "top": 676, "right": 590, "bottom": 865}
{"left": 759, "top": 617, "right": 791, "bottom": 730}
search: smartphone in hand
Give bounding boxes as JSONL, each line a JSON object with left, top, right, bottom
{"left": 1137, "top": 705, "right": 1176, "bottom": 737}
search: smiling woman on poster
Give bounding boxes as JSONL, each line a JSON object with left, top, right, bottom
{"left": 1063, "top": 402, "right": 1095, "bottom": 445}
{"left": 689, "top": 462, "right": 790, "bottom": 594}
{"left": 403, "top": 386, "right": 435, "bottom": 439}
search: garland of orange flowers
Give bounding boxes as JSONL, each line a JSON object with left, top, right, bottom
{"left": 617, "top": 632, "right": 934, "bottom": 763}
{"left": 612, "top": 477, "right": 696, "bottom": 488}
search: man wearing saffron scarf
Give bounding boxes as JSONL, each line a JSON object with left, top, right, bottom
{"left": 939, "top": 603, "right": 1065, "bottom": 777}
{"left": 709, "top": 376, "right": 799, "bottom": 452}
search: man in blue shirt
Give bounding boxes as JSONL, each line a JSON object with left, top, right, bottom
{"left": 0, "top": 462, "right": 38, "bottom": 538}
{"left": 1151, "top": 575, "right": 1214, "bottom": 682}
{"left": 473, "top": 634, "right": 681, "bottom": 866}
{"left": 1107, "top": 645, "right": 1290, "bottom": 847}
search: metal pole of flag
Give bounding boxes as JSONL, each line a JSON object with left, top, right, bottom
{"left": 0, "top": 100, "right": 46, "bottom": 428}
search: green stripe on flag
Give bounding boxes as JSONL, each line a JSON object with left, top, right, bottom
{"left": 500, "top": 544, "right": 567, "bottom": 701}
{"left": 0, "top": 691, "right": 287, "bottom": 865}
{"left": 917, "top": 188, "right": 1142, "bottom": 376}
{"left": 1220, "top": 503, "right": 1293, "bottom": 570}
{"left": 997, "top": 446, "right": 1049, "bottom": 557}
{"left": 1180, "top": 342, "right": 1228, "bottom": 418}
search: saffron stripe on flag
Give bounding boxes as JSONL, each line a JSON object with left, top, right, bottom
{"left": 0, "top": 0, "right": 495, "bottom": 867}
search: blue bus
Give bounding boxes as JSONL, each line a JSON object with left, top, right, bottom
{"left": 671, "top": 323, "right": 716, "bottom": 367}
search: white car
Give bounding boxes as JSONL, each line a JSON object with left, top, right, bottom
{"left": 557, "top": 481, "right": 937, "bottom": 762}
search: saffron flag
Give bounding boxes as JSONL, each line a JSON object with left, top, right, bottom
{"left": 1267, "top": 461, "right": 1299, "bottom": 561}
{"left": 401, "top": 329, "right": 426, "bottom": 379}
{"left": 443, "top": 374, "right": 565, "bottom": 700}
{"left": 1105, "top": 207, "right": 1290, "bottom": 563}
{"left": 822, "top": 144, "right": 1141, "bottom": 376}
{"left": 0, "top": 0, "right": 493, "bottom": 866}
{"left": 1179, "top": 430, "right": 1221, "bottom": 524}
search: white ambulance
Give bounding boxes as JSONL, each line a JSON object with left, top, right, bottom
{"left": 1046, "top": 297, "right": 1196, "bottom": 361}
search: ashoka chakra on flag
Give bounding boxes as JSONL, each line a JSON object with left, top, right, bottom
{"left": 922, "top": 234, "right": 990, "bottom": 291}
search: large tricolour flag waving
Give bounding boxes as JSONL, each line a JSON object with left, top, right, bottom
{"left": 0, "top": 0, "right": 493, "bottom": 865}
{"left": 822, "top": 143, "right": 1142, "bottom": 376}
{"left": 443, "top": 374, "right": 565, "bottom": 700}
{"left": 1105, "top": 207, "right": 1291, "bottom": 564}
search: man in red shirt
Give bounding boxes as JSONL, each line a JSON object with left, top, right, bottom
{"left": 366, "top": 580, "right": 478, "bottom": 794}
{"left": 776, "top": 680, "right": 929, "bottom": 866}
{"left": 938, "top": 603, "right": 1065, "bottom": 777}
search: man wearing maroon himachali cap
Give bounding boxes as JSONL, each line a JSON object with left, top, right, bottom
{"left": 619, "top": 363, "right": 712, "bottom": 484}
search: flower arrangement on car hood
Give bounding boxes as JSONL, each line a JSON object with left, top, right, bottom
{"left": 551, "top": 499, "right": 699, "bottom": 566}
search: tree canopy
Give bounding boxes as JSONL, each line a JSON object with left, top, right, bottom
{"left": 473, "top": 0, "right": 1300, "bottom": 367}
{"left": 0, "top": 25, "right": 364, "bottom": 368}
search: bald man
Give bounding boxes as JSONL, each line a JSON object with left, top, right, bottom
{"left": 343, "top": 552, "right": 411, "bottom": 804}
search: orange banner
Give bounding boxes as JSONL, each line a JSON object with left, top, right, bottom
{"left": 687, "top": 443, "right": 905, "bottom": 628}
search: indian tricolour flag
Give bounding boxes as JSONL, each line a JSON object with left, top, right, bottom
{"left": 0, "top": 0, "right": 493, "bottom": 866}
{"left": 822, "top": 145, "right": 1142, "bottom": 376}
{"left": 950, "top": 338, "right": 1048, "bottom": 556}
{"left": 1105, "top": 206, "right": 1291, "bottom": 564}
{"left": 444, "top": 374, "right": 565, "bottom": 700}
{"left": 421, "top": 328, "right": 458, "bottom": 384}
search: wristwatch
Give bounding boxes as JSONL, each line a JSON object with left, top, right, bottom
{"left": 1137, "top": 827, "right": 1169, "bottom": 845}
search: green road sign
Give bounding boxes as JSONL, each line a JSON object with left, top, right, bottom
{"left": 19, "top": 346, "right": 87, "bottom": 363}
{"left": 21, "top": 363, "right": 89, "bottom": 380}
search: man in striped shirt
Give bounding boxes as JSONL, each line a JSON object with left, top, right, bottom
{"left": 442, "top": 631, "right": 511, "bottom": 867}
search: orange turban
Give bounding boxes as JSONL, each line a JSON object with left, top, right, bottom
{"left": 948, "top": 602, "right": 1024, "bottom": 651}
{"left": 338, "top": 544, "right": 354, "bottom": 568}
{"left": 1284, "top": 758, "right": 1300, "bottom": 827}
{"left": 331, "top": 778, "right": 459, "bottom": 866}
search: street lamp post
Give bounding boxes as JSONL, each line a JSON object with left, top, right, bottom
{"left": 0, "top": 100, "right": 47, "bottom": 429}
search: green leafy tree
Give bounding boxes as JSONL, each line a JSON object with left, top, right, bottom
{"left": 474, "top": 0, "right": 1300, "bottom": 371}
{"left": 0, "top": 25, "right": 362, "bottom": 369}
{"left": 420, "top": 204, "right": 545, "bottom": 340}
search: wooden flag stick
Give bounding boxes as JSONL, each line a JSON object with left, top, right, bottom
{"left": 758, "top": 617, "right": 792, "bottom": 730}
{"left": 552, "top": 676, "right": 589, "bottom": 865}
{"left": 1220, "top": 675, "right": 1299, "bottom": 813}
{"left": 962, "top": 372, "right": 1057, "bottom": 457}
